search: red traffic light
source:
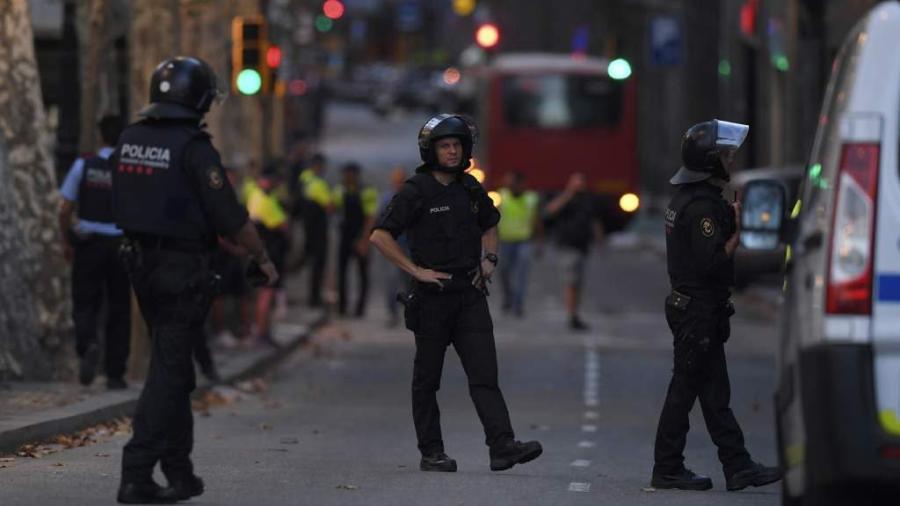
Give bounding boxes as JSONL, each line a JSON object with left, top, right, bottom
{"left": 323, "top": 0, "right": 345, "bottom": 20}
{"left": 266, "top": 45, "right": 282, "bottom": 68}
{"left": 476, "top": 23, "right": 500, "bottom": 49}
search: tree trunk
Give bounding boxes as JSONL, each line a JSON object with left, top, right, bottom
{"left": 79, "top": 0, "right": 111, "bottom": 152}
{"left": 0, "top": 1, "right": 74, "bottom": 380}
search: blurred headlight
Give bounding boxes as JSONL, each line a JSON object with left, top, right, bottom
{"left": 488, "top": 191, "right": 502, "bottom": 207}
{"left": 619, "top": 193, "right": 639, "bottom": 213}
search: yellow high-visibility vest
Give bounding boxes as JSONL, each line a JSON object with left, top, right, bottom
{"left": 299, "top": 169, "right": 332, "bottom": 209}
{"left": 247, "top": 186, "right": 288, "bottom": 229}
{"left": 498, "top": 188, "right": 539, "bottom": 242}
{"left": 239, "top": 178, "right": 260, "bottom": 205}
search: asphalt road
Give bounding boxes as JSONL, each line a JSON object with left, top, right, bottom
{"left": 0, "top": 243, "right": 781, "bottom": 506}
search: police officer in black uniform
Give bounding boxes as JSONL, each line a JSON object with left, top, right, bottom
{"left": 651, "top": 119, "right": 781, "bottom": 492}
{"left": 370, "top": 114, "right": 542, "bottom": 473}
{"left": 111, "top": 57, "right": 278, "bottom": 504}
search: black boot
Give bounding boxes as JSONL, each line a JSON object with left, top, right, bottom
{"left": 170, "top": 474, "right": 204, "bottom": 500}
{"left": 651, "top": 468, "right": 713, "bottom": 490}
{"left": 117, "top": 481, "right": 178, "bottom": 504}
{"left": 569, "top": 316, "right": 590, "bottom": 331}
{"left": 726, "top": 462, "right": 782, "bottom": 491}
{"left": 489, "top": 440, "right": 543, "bottom": 471}
{"left": 420, "top": 452, "right": 457, "bottom": 472}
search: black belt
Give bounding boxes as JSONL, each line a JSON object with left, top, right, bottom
{"left": 669, "top": 290, "right": 733, "bottom": 313}
{"left": 127, "top": 234, "right": 210, "bottom": 254}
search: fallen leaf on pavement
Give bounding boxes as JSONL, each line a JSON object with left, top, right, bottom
{"left": 642, "top": 487, "right": 656, "bottom": 493}
{"left": 336, "top": 484, "right": 359, "bottom": 490}
{"left": 51, "top": 462, "right": 64, "bottom": 467}
{"left": 279, "top": 437, "right": 299, "bottom": 445}
{"left": 0, "top": 458, "right": 14, "bottom": 463}
{"left": 95, "top": 453, "right": 110, "bottom": 458}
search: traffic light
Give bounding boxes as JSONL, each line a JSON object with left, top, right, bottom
{"left": 231, "top": 16, "right": 270, "bottom": 96}
{"left": 475, "top": 23, "right": 500, "bottom": 50}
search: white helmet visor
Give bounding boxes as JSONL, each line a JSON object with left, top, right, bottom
{"left": 715, "top": 120, "right": 749, "bottom": 151}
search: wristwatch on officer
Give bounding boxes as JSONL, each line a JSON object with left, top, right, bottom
{"left": 484, "top": 253, "right": 499, "bottom": 266}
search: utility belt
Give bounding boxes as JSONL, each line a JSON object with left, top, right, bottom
{"left": 68, "top": 230, "right": 123, "bottom": 246}
{"left": 666, "top": 290, "right": 734, "bottom": 317}
{"left": 126, "top": 233, "right": 211, "bottom": 255}
{"left": 414, "top": 266, "right": 480, "bottom": 294}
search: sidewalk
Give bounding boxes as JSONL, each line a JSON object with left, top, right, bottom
{"left": 0, "top": 308, "right": 326, "bottom": 455}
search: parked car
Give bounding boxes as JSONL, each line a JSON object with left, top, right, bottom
{"left": 729, "top": 166, "right": 803, "bottom": 290}
{"left": 748, "top": 3, "right": 900, "bottom": 504}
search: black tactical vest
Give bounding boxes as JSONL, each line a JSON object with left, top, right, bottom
{"left": 111, "top": 120, "right": 211, "bottom": 241}
{"left": 405, "top": 172, "right": 485, "bottom": 271}
{"left": 665, "top": 181, "right": 735, "bottom": 301}
{"left": 77, "top": 155, "right": 115, "bottom": 223}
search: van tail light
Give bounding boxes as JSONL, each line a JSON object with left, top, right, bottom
{"left": 880, "top": 445, "right": 900, "bottom": 460}
{"left": 826, "top": 143, "right": 879, "bottom": 315}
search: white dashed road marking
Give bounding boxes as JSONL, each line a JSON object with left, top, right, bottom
{"left": 570, "top": 459, "right": 591, "bottom": 467}
{"left": 569, "top": 482, "right": 592, "bottom": 493}
{"left": 577, "top": 440, "right": 595, "bottom": 448}
{"left": 581, "top": 424, "right": 597, "bottom": 433}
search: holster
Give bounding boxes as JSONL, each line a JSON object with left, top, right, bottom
{"left": 397, "top": 289, "right": 421, "bottom": 332}
{"left": 118, "top": 239, "right": 143, "bottom": 275}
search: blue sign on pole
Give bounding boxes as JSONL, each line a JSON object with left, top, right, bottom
{"left": 397, "top": 1, "right": 422, "bottom": 32}
{"left": 650, "top": 16, "right": 682, "bottom": 67}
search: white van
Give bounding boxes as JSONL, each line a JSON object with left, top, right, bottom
{"left": 748, "top": 2, "right": 900, "bottom": 503}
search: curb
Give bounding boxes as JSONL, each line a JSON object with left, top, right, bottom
{"left": 0, "top": 316, "right": 328, "bottom": 455}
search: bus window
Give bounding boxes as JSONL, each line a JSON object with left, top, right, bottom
{"left": 501, "top": 74, "right": 622, "bottom": 130}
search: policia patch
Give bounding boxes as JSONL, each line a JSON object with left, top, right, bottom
{"left": 207, "top": 167, "right": 224, "bottom": 190}
{"left": 700, "top": 217, "right": 715, "bottom": 237}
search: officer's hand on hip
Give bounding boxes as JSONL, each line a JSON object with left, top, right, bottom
{"left": 260, "top": 259, "right": 280, "bottom": 287}
{"left": 414, "top": 266, "right": 451, "bottom": 289}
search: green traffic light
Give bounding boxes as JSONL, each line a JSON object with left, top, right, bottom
{"left": 236, "top": 69, "right": 262, "bottom": 95}
{"left": 607, "top": 58, "right": 632, "bottom": 80}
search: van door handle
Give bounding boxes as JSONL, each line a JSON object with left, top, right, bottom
{"left": 803, "top": 231, "right": 823, "bottom": 250}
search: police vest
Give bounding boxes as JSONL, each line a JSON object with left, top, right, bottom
{"left": 112, "top": 121, "right": 212, "bottom": 241}
{"left": 247, "top": 185, "right": 288, "bottom": 230}
{"left": 665, "top": 181, "right": 735, "bottom": 300}
{"left": 498, "top": 188, "right": 538, "bottom": 242}
{"left": 77, "top": 155, "right": 115, "bottom": 223}
{"left": 406, "top": 172, "right": 485, "bottom": 271}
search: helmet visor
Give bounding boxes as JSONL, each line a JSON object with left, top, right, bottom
{"left": 715, "top": 120, "right": 749, "bottom": 151}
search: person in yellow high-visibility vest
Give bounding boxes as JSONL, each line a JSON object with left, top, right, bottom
{"left": 297, "top": 153, "right": 333, "bottom": 307}
{"left": 248, "top": 162, "right": 291, "bottom": 346}
{"left": 497, "top": 171, "right": 542, "bottom": 317}
{"left": 333, "top": 162, "right": 379, "bottom": 317}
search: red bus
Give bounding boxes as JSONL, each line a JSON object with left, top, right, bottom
{"left": 466, "top": 53, "right": 639, "bottom": 232}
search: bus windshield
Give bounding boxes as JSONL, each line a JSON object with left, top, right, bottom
{"left": 501, "top": 74, "right": 622, "bottom": 130}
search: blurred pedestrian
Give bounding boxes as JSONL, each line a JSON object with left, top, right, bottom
{"left": 58, "top": 114, "right": 131, "bottom": 390}
{"left": 298, "top": 153, "right": 332, "bottom": 307}
{"left": 543, "top": 173, "right": 604, "bottom": 331}
{"left": 652, "top": 119, "right": 780, "bottom": 492}
{"left": 497, "top": 171, "right": 541, "bottom": 317}
{"left": 111, "top": 57, "right": 277, "bottom": 504}
{"left": 371, "top": 113, "right": 542, "bottom": 474}
{"left": 378, "top": 166, "right": 409, "bottom": 327}
{"left": 247, "top": 161, "right": 291, "bottom": 346}
{"left": 333, "top": 162, "right": 379, "bottom": 317}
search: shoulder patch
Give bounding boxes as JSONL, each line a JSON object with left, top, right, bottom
{"left": 207, "top": 166, "right": 224, "bottom": 190}
{"left": 700, "top": 217, "right": 715, "bottom": 237}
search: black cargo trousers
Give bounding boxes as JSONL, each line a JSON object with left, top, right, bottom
{"left": 407, "top": 280, "right": 515, "bottom": 456}
{"left": 121, "top": 244, "right": 214, "bottom": 484}
{"left": 71, "top": 234, "right": 131, "bottom": 379}
{"left": 653, "top": 294, "right": 753, "bottom": 478}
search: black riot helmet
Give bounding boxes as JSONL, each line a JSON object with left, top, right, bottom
{"left": 671, "top": 119, "right": 749, "bottom": 185}
{"left": 417, "top": 114, "right": 478, "bottom": 172}
{"left": 139, "top": 57, "right": 224, "bottom": 120}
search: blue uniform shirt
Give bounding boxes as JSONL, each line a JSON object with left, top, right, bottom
{"left": 59, "top": 146, "right": 123, "bottom": 236}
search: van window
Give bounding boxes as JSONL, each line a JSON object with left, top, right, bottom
{"left": 501, "top": 74, "right": 622, "bottom": 130}
{"left": 800, "top": 27, "right": 866, "bottom": 214}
